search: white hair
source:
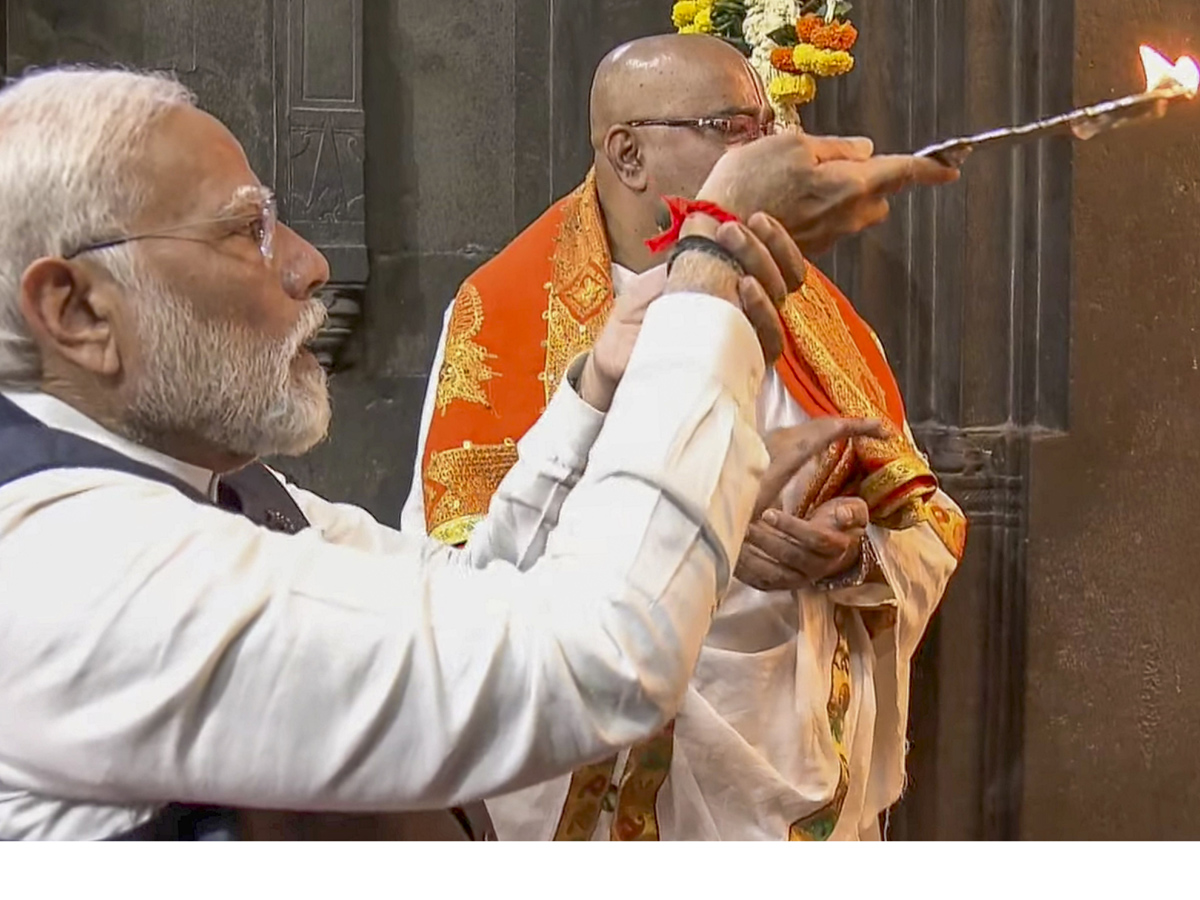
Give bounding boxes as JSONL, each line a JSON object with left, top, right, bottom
{"left": 0, "top": 67, "right": 196, "bottom": 388}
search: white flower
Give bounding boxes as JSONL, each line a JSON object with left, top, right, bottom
{"left": 744, "top": 0, "right": 802, "bottom": 121}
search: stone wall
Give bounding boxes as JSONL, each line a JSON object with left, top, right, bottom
{"left": 1022, "top": 0, "right": 1200, "bottom": 839}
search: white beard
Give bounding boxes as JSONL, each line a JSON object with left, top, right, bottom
{"left": 123, "top": 272, "right": 331, "bottom": 459}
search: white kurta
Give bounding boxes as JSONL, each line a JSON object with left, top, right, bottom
{"left": 0, "top": 293, "right": 770, "bottom": 841}
{"left": 401, "top": 266, "right": 961, "bottom": 841}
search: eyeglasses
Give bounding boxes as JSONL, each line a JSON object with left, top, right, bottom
{"left": 624, "top": 114, "right": 777, "bottom": 145}
{"left": 63, "top": 186, "right": 278, "bottom": 264}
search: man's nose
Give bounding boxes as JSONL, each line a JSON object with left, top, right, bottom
{"left": 277, "top": 222, "right": 330, "bottom": 300}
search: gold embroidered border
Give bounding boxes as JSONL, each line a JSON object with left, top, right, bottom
{"left": 797, "top": 441, "right": 857, "bottom": 519}
{"left": 780, "top": 276, "right": 890, "bottom": 419}
{"left": 861, "top": 456, "right": 938, "bottom": 520}
{"left": 789, "top": 609, "right": 853, "bottom": 841}
{"left": 436, "top": 283, "right": 498, "bottom": 415}
{"left": 781, "top": 274, "right": 936, "bottom": 524}
{"left": 424, "top": 440, "right": 519, "bottom": 543}
{"left": 611, "top": 722, "right": 675, "bottom": 841}
{"left": 541, "top": 172, "right": 613, "bottom": 405}
{"left": 552, "top": 757, "right": 619, "bottom": 840}
{"left": 430, "top": 514, "right": 485, "bottom": 547}
{"left": 924, "top": 498, "right": 969, "bottom": 562}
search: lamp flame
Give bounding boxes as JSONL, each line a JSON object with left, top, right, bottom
{"left": 1140, "top": 44, "right": 1200, "bottom": 96}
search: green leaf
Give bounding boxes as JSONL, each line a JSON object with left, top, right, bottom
{"left": 767, "top": 24, "right": 798, "bottom": 46}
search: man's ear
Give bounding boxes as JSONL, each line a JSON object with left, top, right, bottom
{"left": 19, "top": 258, "right": 122, "bottom": 378}
{"left": 603, "top": 125, "right": 649, "bottom": 192}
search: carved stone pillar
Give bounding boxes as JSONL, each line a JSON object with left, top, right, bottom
{"left": 273, "top": 0, "right": 366, "bottom": 370}
{"left": 804, "top": 0, "right": 1075, "bottom": 839}
{"left": 4, "top": 0, "right": 366, "bottom": 370}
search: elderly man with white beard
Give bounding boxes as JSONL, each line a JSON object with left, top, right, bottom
{"left": 0, "top": 66, "right": 949, "bottom": 841}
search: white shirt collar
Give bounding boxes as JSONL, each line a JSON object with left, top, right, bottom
{"left": 611, "top": 262, "right": 665, "bottom": 296}
{"left": 2, "top": 389, "right": 219, "bottom": 499}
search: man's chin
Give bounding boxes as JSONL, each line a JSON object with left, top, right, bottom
{"left": 250, "top": 375, "right": 331, "bottom": 459}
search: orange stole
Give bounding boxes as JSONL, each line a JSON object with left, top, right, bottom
{"left": 421, "top": 171, "right": 966, "bottom": 840}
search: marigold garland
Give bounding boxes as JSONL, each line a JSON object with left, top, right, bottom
{"left": 768, "top": 72, "right": 817, "bottom": 106}
{"left": 792, "top": 43, "right": 855, "bottom": 77}
{"left": 671, "top": 0, "right": 859, "bottom": 121}
{"left": 800, "top": 15, "right": 859, "bottom": 51}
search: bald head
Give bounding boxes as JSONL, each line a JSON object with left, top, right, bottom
{"left": 589, "top": 34, "right": 773, "bottom": 273}
{"left": 590, "top": 34, "right": 765, "bottom": 147}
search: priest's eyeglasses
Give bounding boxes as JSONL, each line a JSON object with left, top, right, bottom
{"left": 624, "top": 114, "right": 777, "bottom": 145}
{"left": 63, "top": 186, "right": 278, "bottom": 264}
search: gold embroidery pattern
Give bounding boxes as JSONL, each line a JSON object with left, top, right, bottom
{"left": 541, "top": 172, "right": 613, "bottom": 405}
{"left": 424, "top": 440, "right": 519, "bottom": 544}
{"left": 862, "top": 456, "right": 940, "bottom": 520}
{"left": 780, "top": 274, "right": 935, "bottom": 522}
{"left": 923, "top": 497, "right": 969, "bottom": 562}
{"left": 611, "top": 722, "right": 675, "bottom": 841}
{"left": 430, "top": 514, "right": 485, "bottom": 548}
{"left": 789, "top": 608, "right": 853, "bottom": 841}
{"left": 435, "top": 283, "right": 498, "bottom": 415}
{"left": 798, "top": 441, "right": 858, "bottom": 518}
{"left": 552, "top": 757, "right": 619, "bottom": 841}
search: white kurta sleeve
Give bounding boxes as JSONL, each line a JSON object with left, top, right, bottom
{"left": 398, "top": 301, "right": 453, "bottom": 536}
{"left": 310, "top": 294, "right": 606, "bottom": 573}
{"left": 0, "top": 293, "right": 767, "bottom": 815}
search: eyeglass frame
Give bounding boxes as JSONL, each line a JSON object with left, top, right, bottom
{"left": 622, "top": 114, "right": 777, "bottom": 144}
{"left": 62, "top": 186, "right": 279, "bottom": 264}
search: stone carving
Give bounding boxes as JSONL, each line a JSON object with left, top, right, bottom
{"left": 274, "top": 0, "right": 366, "bottom": 370}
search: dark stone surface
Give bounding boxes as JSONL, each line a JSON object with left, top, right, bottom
{"left": 1022, "top": 0, "right": 1200, "bottom": 840}
{"left": 805, "top": 0, "right": 1074, "bottom": 840}
{"left": 7, "top": 0, "right": 277, "bottom": 189}
{"left": 309, "top": 0, "right": 669, "bottom": 521}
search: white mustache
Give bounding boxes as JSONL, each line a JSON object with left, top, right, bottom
{"left": 285, "top": 299, "right": 328, "bottom": 357}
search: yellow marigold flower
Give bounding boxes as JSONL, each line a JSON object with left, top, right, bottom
{"left": 768, "top": 73, "right": 817, "bottom": 106}
{"left": 792, "top": 44, "right": 855, "bottom": 78}
{"left": 672, "top": 0, "right": 698, "bottom": 28}
{"left": 693, "top": 8, "right": 713, "bottom": 32}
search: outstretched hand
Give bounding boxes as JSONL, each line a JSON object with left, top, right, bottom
{"left": 698, "top": 132, "right": 959, "bottom": 256}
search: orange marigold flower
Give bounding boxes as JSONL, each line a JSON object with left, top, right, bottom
{"left": 796, "top": 15, "right": 823, "bottom": 43}
{"left": 771, "top": 47, "right": 799, "bottom": 72}
{"left": 812, "top": 21, "right": 859, "bottom": 52}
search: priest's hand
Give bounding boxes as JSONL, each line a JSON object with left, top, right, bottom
{"left": 734, "top": 422, "right": 886, "bottom": 593}
{"left": 580, "top": 213, "right": 803, "bottom": 411}
{"left": 697, "top": 132, "right": 959, "bottom": 256}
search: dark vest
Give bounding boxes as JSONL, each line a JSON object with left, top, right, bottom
{"left": 0, "top": 394, "right": 493, "bottom": 841}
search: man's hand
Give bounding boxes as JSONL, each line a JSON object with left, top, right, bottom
{"left": 734, "top": 420, "right": 888, "bottom": 593}
{"left": 581, "top": 213, "right": 803, "bottom": 411}
{"left": 697, "top": 132, "right": 959, "bottom": 256}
